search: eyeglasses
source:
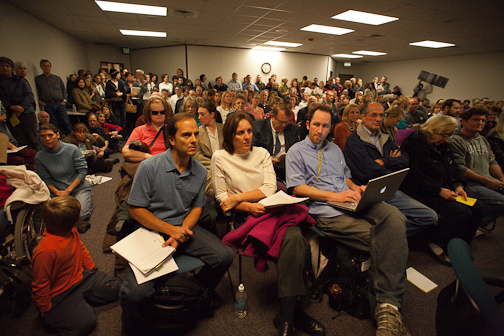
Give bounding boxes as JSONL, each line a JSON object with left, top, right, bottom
{"left": 151, "top": 110, "right": 165, "bottom": 115}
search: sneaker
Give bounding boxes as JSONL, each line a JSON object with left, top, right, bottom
{"left": 375, "top": 305, "right": 410, "bottom": 336}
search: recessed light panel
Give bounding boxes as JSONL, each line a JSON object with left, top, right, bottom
{"left": 264, "top": 41, "right": 303, "bottom": 47}
{"left": 96, "top": 1, "right": 167, "bottom": 16}
{"left": 120, "top": 30, "right": 167, "bottom": 37}
{"left": 301, "top": 24, "right": 354, "bottom": 36}
{"left": 332, "top": 10, "right": 398, "bottom": 25}
{"left": 332, "top": 54, "right": 363, "bottom": 59}
{"left": 409, "top": 40, "right": 455, "bottom": 48}
{"left": 252, "top": 46, "right": 286, "bottom": 51}
{"left": 353, "top": 50, "right": 387, "bottom": 56}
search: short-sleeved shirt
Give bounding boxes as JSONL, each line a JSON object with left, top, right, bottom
{"left": 126, "top": 124, "right": 167, "bottom": 155}
{"left": 286, "top": 136, "right": 351, "bottom": 218}
{"left": 128, "top": 149, "right": 207, "bottom": 226}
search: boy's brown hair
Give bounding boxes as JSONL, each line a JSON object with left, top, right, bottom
{"left": 42, "top": 196, "right": 81, "bottom": 233}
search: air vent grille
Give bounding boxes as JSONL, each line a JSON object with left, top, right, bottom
{"left": 168, "top": 8, "right": 199, "bottom": 18}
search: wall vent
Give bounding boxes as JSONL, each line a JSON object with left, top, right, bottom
{"left": 168, "top": 8, "right": 199, "bottom": 18}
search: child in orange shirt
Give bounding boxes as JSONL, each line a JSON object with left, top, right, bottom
{"left": 31, "top": 196, "right": 121, "bottom": 335}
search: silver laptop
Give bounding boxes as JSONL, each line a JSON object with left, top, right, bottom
{"left": 328, "top": 168, "right": 409, "bottom": 212}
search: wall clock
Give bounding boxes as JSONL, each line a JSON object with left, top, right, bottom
{"left": 261, "top": 62, "right": 271, "bottom": 74}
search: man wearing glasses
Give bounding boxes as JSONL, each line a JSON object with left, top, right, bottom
{"left": 252, "top": 104, "right": 299, "bottom": 181}
{"left": 286, "top": 104, "right": 410, "bottom": 336}
{"left": 450, "top": 107, "right": 504, "bottom": 227}
{"left": 344, "top": 102, "right": 437, "bottom": 238}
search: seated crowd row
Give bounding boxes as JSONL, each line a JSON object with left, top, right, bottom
{"left": 1, "top": 56, "right": 504, "bottom": 336}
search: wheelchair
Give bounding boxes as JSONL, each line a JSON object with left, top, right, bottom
{"left": 0, "top": 202, "right": 46, "bottom": 316}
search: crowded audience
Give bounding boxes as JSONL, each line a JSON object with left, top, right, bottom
{"left": 2, "top": 53, "right": 504, "bottom": 336}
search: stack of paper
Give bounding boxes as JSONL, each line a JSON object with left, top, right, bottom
{"left": 111, "top": 228, "right": 178, "bottom": 284}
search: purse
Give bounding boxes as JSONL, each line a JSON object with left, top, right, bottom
{"left": 126, "top": 96, "right": 137, "bottom": 114}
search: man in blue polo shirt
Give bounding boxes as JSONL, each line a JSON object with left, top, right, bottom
{"left": 286, "top": 104, "right": 410, "bottom": 336}
{"left": 120, "top": 113, "right": 234, "bottom": 332}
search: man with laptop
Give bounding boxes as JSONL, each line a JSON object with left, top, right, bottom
{"left": 344, "top": 102, "right": 437, "bottom": 238}
{"left": 286, "top": 104, "right": 410, "bottom": 336}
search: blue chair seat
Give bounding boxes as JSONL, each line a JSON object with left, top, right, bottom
{"left": 173, "top": 254, "right": 205, "bottom": 275}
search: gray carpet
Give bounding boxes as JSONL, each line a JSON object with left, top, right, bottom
{"left": 2, "top": 152, "right": 504, "bottom": 336}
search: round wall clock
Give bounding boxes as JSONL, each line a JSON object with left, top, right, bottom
{"left": 261, "top": 62, "right": 271, "bottom": 74}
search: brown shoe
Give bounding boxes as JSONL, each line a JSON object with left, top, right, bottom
{"left": 375, "top": 305, "right": 410, "bottom": 336}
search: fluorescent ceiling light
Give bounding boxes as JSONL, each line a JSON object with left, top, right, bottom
{"left": 409, "top": 40, "right": 455, "bottom": 48}
{"left": 301, "top": 24, "right": 354, "bottom": 36}
{"left": 264, "top": 41, "right": 303, "bottom": 47}
{"left": 95, "top": 1, "right": 167, "bottom": 16}
{"left": 120, "top": 30, "right": 166, "bottom": 37}
{"left": 332, "top": 54, "right": 363, "bottom": 59}
{"left": 252, "top": 46, "right": 285, "bottom": 51}
{"left": 332, "top": 10, "right": 398, "bottom": 25}
{"left": 353, "top": 50, "right": 387, "bottom": 56}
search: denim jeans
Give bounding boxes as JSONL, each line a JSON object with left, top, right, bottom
{"left": 120, "top": 225, "right": 234, "bottom": 330}
{"left": 386, "top": 190, "right": 438, "bottom": 237}
{"left": 316, "top": 201, "right": 408, "bottom": 308}
{"left": 465, "top": 181, "right": 504, "bottom": 226}
{"left": 44, "top": 102, "right": 72, "bottom": 135}
{"left": 72, "top": 187, "right": 95, "bottom": 221}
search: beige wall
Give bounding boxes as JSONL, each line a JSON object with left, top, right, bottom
{"left": 2, "top": 0, "right": 89, "bottom": 110}
{"left": 86, "top": 44, "right": 132, "bottom": 74}
{"left": 348, "top": 52, "right": 504, "bottom": 103}
{"left": 130, "top": 46, "right": 186, "bottom": 80}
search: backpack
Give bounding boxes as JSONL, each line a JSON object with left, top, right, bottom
{"left": 310, "top": 237, "right": 371, "bottom": 319}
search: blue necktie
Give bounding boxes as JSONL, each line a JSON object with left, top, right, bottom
{"left": 274, "top": 132, "right": 281, "bottom": 156}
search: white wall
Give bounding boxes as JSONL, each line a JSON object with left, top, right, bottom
{"left": 2, "top": 0, "right": 90, "bottom": 108}
{"left": 130, "top": 46, "right": 186, "bottom": 79}
{"left": 86, "top": 44, "right": 132, "bottom": 74}
{"left": 349, "top": 52, "right": 504, "bottom": 103}
{"left": 187, "top": 46, "right": 330, "bottom": 85}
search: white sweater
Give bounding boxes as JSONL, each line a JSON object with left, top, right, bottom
{"left": 211, "top": 147, "right": 277, "bottom": 203}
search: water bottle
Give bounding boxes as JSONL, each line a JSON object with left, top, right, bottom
{"left": 72, "top": 104, "right": 77, "bottom": 113}
{"left": 235, "top": 283, "right": 247, "bottom": 318}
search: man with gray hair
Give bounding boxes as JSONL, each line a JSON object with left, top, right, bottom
{"left": 344, "top": 102, "right": 437, "bottom": 239}
{"left": 135, "top": 69, "right": 146, "bottom": 86}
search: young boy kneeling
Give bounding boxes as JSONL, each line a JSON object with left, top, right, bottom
{"left": 32, "top": 196, "right": 121, "bottom": 335}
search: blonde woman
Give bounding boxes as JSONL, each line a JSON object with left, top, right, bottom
{"left": 381, "top": 107, "right": 404, "bottom": 144}
{"left": 217, "top": 91, "right": 233, "bottom": 123}
{"left": 400, "top": 115, "right": 483, "bottom": 263}
{"left": 333, "top": 104, "right": 359, "bottom": 151}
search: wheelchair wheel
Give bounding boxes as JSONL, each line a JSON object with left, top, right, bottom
{"left": 13, "top": 204, "right": 45, "bottom": 262}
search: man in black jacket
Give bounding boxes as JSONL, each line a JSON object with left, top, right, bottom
{"left": 252, "top": 104, "right": 299, "bottom": 181}
{"left": 344, "top": 102, "right": 437, "bottom": 238}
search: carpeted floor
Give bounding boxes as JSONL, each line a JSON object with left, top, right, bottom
{"left": 1, "top": 152, "right": 504, "bottom": 336}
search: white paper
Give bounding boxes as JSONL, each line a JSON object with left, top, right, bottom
{"left": 259, "top": 190, "right": 309, "bottom": 209}
{"left": 7, "top": 145, "right": 27, "bottom": 153}
{"left": 407, "top": 267, "right": 438, "bottom": 293}
{"left": 111, "top": 228, "right": 176, "bottom": 274}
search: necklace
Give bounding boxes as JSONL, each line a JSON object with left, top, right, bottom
{"left": 345, "top": 122, "right": 355, "bottom": 131}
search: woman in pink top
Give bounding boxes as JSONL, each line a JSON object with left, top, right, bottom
{"left": 244, "top": 92, "right": 264, "bottom": 120}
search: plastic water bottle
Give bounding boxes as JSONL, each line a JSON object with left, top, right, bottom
{"left": 235, "top": 284, "right": 247, "bottom": 318}
{"left": 72, "top": 104, "right": 77, "bottom": 113}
